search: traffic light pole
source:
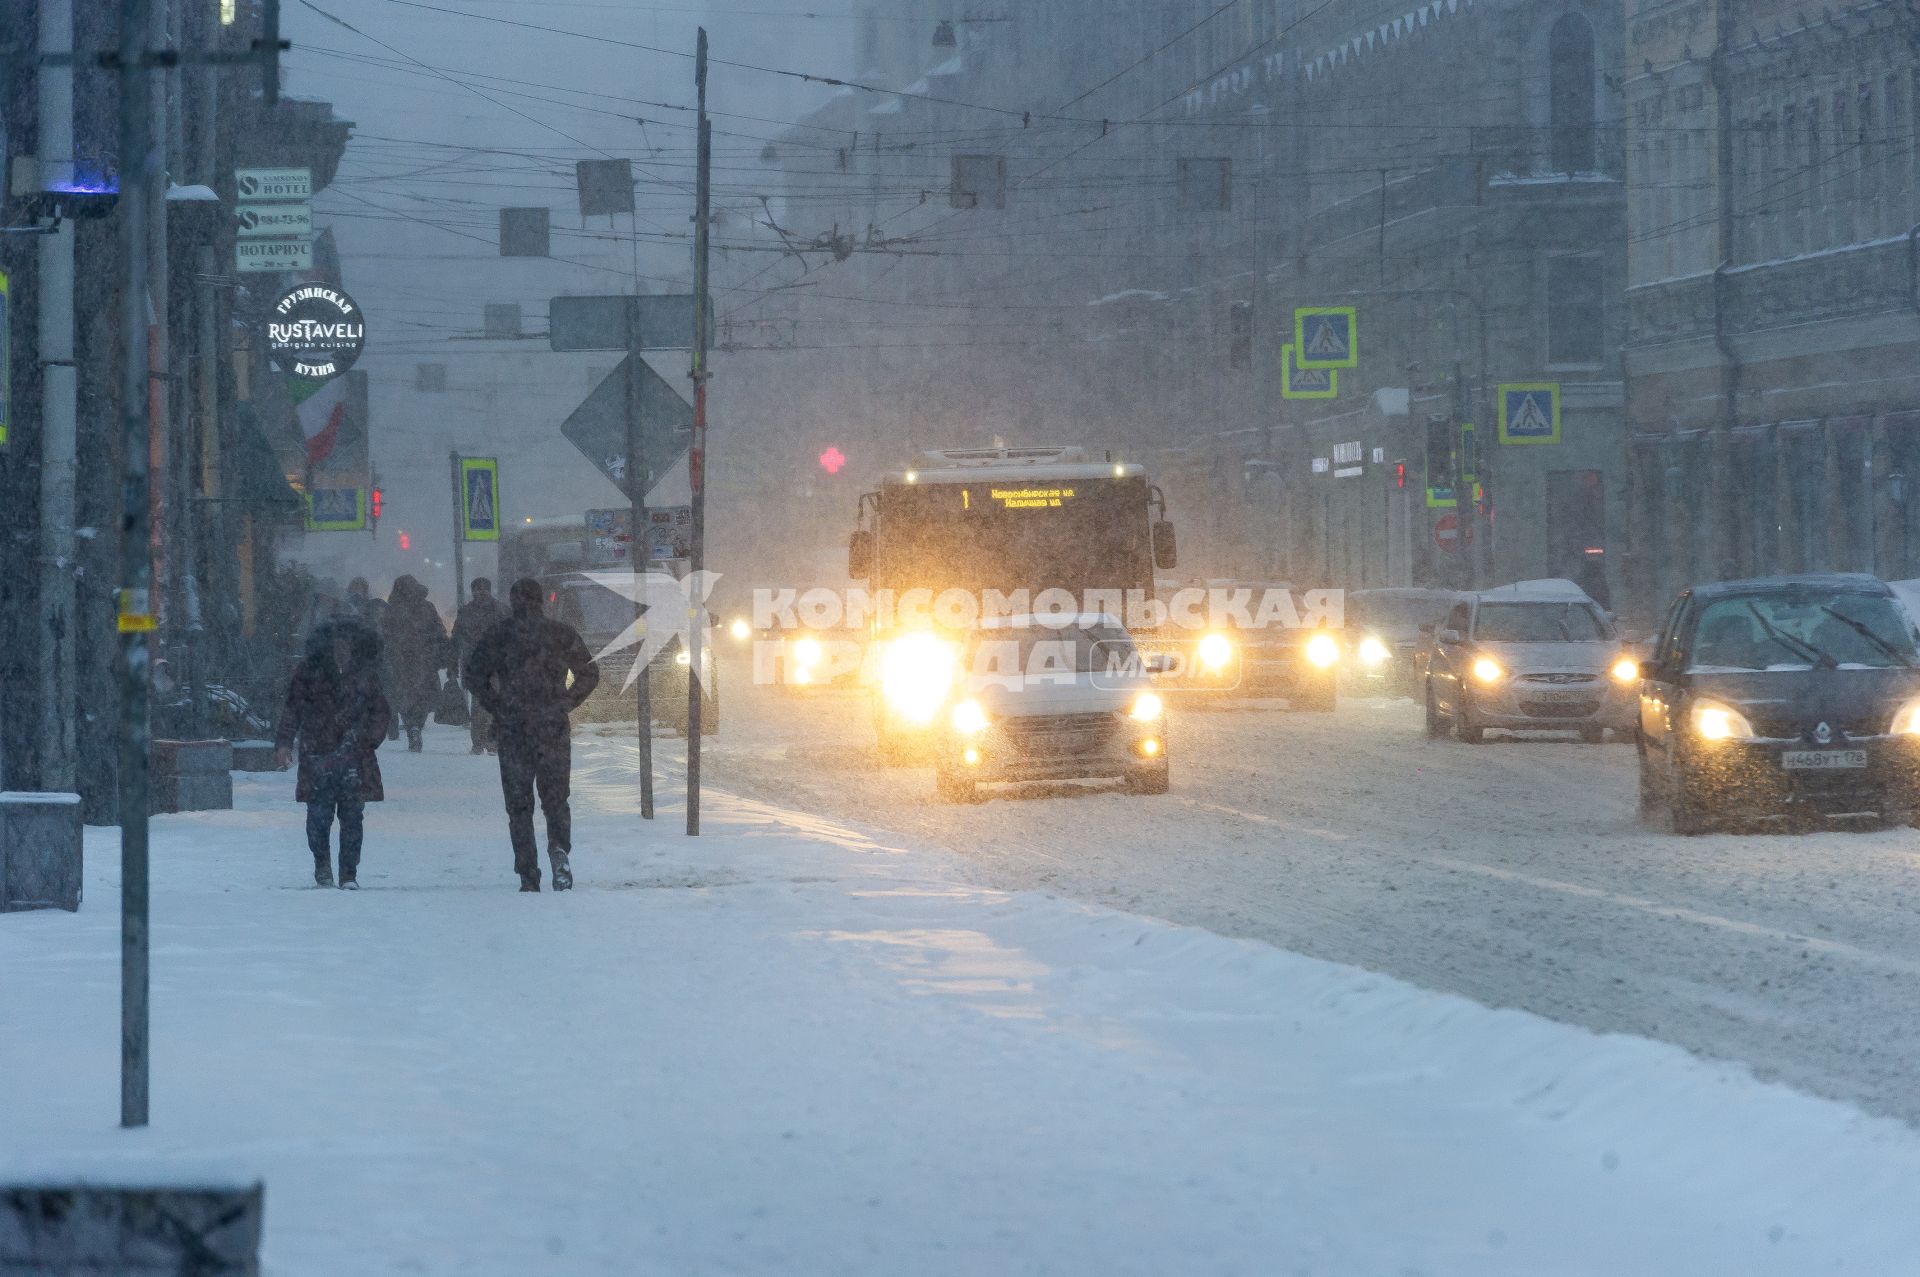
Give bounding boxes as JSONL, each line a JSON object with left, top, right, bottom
{"left": 685, "top": 29, "right": 711, "bottom": 836}
{"left": 626, "top": 317, "right": 656, "bottom": 820}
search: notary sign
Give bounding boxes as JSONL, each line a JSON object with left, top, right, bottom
{"left": 236, "top": 238, "right": 312, "bottom": 272}
{"left": 237, "top": 203, "right": 313, "bottom": 237}
{"left": 267, "top": 284, "right": 366, "bottom": 381}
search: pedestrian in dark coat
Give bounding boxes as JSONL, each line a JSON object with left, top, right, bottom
{"left": 464, "top": 578, "right": 601, "bottom": 892}
{"left": 450, "top": 577, "right": 508, "bottom": 755}
{"left": 274, "top": 618, "right": 391, "bottom": 889}
{"left": 381, "top": 574, "right": 450, "bottom": 752}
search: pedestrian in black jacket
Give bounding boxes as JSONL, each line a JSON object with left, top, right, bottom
{"left": 464, "top": 578, "right": 601, "bottom": 891}
{"left": 450, "top": 577, "right": 508, "bottom": 755}
{"left": 381, "top": 574, "right": 450, "bottom": 752}
{"left": 274, "top": 619, "right": 392, "bottom": 889}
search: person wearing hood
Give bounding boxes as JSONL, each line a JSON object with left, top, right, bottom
{"left": 274, "top": 618, "right": 392, "bottom": 889}
{"left": 381, "top": 574, "right": 451, "bottom": 752}
{"left": 464, "top": 578, "right": 600, "bottom": 891}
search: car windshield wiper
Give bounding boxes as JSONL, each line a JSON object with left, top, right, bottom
{"left": 1744, "top": 602, "right": 1837, "bottom": 669}
{"left": 1817, "top": 605, "right": 1915, "bottom": 668}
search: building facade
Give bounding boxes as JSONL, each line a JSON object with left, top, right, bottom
{"left": 1625, "top": 0, "right": 1920, "bottom": 612}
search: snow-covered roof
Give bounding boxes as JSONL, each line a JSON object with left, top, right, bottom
{"left": 1475, "top": 579, "right": 1595, "bottom": 603}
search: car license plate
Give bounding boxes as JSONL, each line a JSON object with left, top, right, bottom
{"left": 1781, "top": 749, "right": 1867, "bottom": 770}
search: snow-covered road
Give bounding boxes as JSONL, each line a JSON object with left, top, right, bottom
{"left": 692, "top": 675, "right": 1920, "bottom": 1124}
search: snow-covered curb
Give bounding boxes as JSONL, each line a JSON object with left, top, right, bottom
{"left": 4, "top": 734, "right": 1918, "bottom": 1275}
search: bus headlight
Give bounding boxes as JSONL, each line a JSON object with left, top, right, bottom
{"left": 1357, "top": 635, "right": 1390, "bottom": 668}
{"left": 1691, "top": 699, "right": 1755, "bottom": 743}
{"left": 1197, "top": 632, "right": 1233, "bottom": 672}
{"left": 729, "top": 617, "right": 752, "bottom": 642}
{"left": 1130, "top": 691, "right": 1164, "bottom": 722}
{"left": 1471, "top": 657, "right": 1505, "bottom": 684}
{"left": 951, "top": 698, "right": 989, "bottom": 736}
{"left": 1305, "top": 632, "right": 1341, "bottom": 669}
{"left": 1610, "top": 657, "right": 1639, "bottom": 684}
{"left": 881, "top": 633, "right": 958, "bottom": 725}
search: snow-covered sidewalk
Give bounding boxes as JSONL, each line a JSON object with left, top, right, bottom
{"left": 5, "top": 729, "right": 1920, "bottom": 1276}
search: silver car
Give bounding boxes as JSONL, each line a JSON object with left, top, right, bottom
{"left": 1423, "top": 588, "right": 1640, "bottom": 743}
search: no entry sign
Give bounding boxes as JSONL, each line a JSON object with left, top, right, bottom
{"left": 1434, "top": 512, "right": 1461, "bottom": 552}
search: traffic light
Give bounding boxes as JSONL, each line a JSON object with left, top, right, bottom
{"left": 398, "top": 532, "right": 411, "bottom": 551}
{"left": 819, "top": 446, "right": 847, "bottom": 475}
{"left": 369, "top": 487, "right": 383, "bottom": 524}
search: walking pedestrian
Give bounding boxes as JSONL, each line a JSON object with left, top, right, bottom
{"left": 450, "top": 577, "right": 507, "bottom": 755}
{"left": 381, "top": 575, "right": 450, "bottom": 752}
{"left": 464, "top": 578, "right": 600, "bottom": 892}
{"left": 274, "top": 618, "right": 391, "bottom": 889}
{"left": 345, "top": 577, "right": 400, "bottom": 741}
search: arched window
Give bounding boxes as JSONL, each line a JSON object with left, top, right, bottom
{"left": 1550, "top": 14, "right": 1597, "bottom": 172}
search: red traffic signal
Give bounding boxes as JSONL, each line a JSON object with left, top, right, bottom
{"left": 818, "top": 446, "right": 846, "bottom": 475}
{"left": 370, "top": 488, "right": 383, "bottom": 521}
{"left": 398, "top": 532, "right": 411, "bottom": 551}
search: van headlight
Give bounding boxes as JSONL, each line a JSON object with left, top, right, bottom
{"left": 1197, "top": 632, "right": 1233, "bottom": 672}
{"left": 1130, "top": 691, "right": 1164, "bottom": 722}
{"left": 1890, "top": 699, "right": 1920, "bottom": 735}
{"left": 1305, "top": 632, "right": 1341, "bottom": 669}
{"left": 1357, "top": 635, "right": 1390, "bottom": 668}
{"left": 1691, "top": 699, "right": 1755, "bottom": 742}
{"left": 1471, "top": 657, "right": 1504, "bottom": 684}
{"left": 881, "top": 633, "right": 958, "bottom": 725}
{"left": 951, "top": 698, "right": 989, "bottom": 736}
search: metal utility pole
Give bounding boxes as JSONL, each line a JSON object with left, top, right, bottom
{"left": 448, "top": 450, "right": 467, "bottom": 607}
{"left": 626, "top": 320, "right": 656, "bottom": 820}
{"left": 685, "top": 28, "right": 712, "bottom": 836}
{"left": 38, "top": 0, "right": 78, "bottom": 792}
{"left": 116, "top": 0, "right": 158, "bottom": 1131}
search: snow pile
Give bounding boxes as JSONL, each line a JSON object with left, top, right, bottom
{"left": 5, "top": 732, "right": 1920, "bottom": 1275}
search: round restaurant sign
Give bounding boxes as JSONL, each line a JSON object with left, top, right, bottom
{"left": 267, "top": 284, "right": 365, "bottom": 381}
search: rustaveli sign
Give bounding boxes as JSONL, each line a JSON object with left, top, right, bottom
{"left": 267, "top": 284, "right": 366, "bottom": 381}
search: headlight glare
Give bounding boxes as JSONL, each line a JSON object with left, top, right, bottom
{"left": 1197, "top": 632, "right": 1233, "bottom": 671}
{"left": 1890, "top": 699, "right": 1920, "bottom": 735}
{"left": 951, "top": 698, "right": 989, "bottom": 736}
{"left": 1610, "top": 657, "right": 1639, "bottom": 684}
{"left": 729, "top": 617, "right": 752, "bottom": 642}
{"left": 1691, "top": 699, "right": 1755, "bottom": 742}
{"left": 881, "top": 633, "right": 958, "bottom": 725}
{"left": 1305, "top": 632, "right": 1341, "bottom": 669}
{"left": 1471, "top": 657, "right": 1504, "bottom": 684}
{"left": 792, "top": 636, "right": 824, "bottom": 669}
{"left": 1130, "top": 691, "right": 1164, "bottom": 722}
{"left": 1357, "top": 635, "right": 1390, "bottom": 667}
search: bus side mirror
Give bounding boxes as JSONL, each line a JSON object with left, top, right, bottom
{"left": 1153, "top": 521, "right": 1178, "bottom": 571}
{"left": 848, "top": 530, "right": 873, "bottom": 580}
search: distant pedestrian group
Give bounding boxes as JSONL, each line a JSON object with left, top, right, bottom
{"left": 276, "top": 575, "right": 600, "bottom": 893}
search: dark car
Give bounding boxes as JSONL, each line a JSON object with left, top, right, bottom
{"left": 1345, "top": 588, "right": 1459, "bottom": 696}
{"left": 1636, "top": 574, "right": 1920, "bottom": 833}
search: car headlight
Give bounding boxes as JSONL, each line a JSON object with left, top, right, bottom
{"left": 951, "top": 698, "right": 989, "bottom": 736}
{"left": 1305, "top": 632, "right": 1341, "bottom": 669}
{"left": 1197, "top": 632, "right": 1233, "bottom": 671}
{"left": 880, "top": 633, "right": 958, "bottom": 725}
{"left": 1890, "top": 699, "right": 1920, "bottom": 735}
{"left": 1357, "top": 635, "right": 1390, "bottom": 668}
{"left": 674, "top": 649, "right": 692, "bottom": 665}
{"left": 729, "top": 617, "right": 752, "bottom": 642}
{"left": 1610, "top": 656, "right": 1639, "bottom": 684}
{"left": 1130, "top": 691, "right": 1164, "bottom": 722}
{"left": 1691, "top": 699, "right": 1756, "bottom": 742}
{"left": 792, "top": 636, "right": 824, "bottom": 669}
{"left": 1471, "top": 657, "right": 1504, "bottom": 684}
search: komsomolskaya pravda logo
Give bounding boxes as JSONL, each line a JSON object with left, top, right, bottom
{"left": 268, "top": 284, "right": 366, "bottom": 381}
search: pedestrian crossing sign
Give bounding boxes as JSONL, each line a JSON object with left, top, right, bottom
{"left": 1293, "top": 306, "right": 1357, "bottom": 370}
{"left": 1281, "top": 343, "right": 1338, "bottom": 399}
{"left": 461, "top": 457, "right": 501, "bottom": 542}
{"left": 305, "top": 487, "right": 367, "bottom": 532}
{"left": 1498, "top": 384, "right": 1561, "bottom": 445}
